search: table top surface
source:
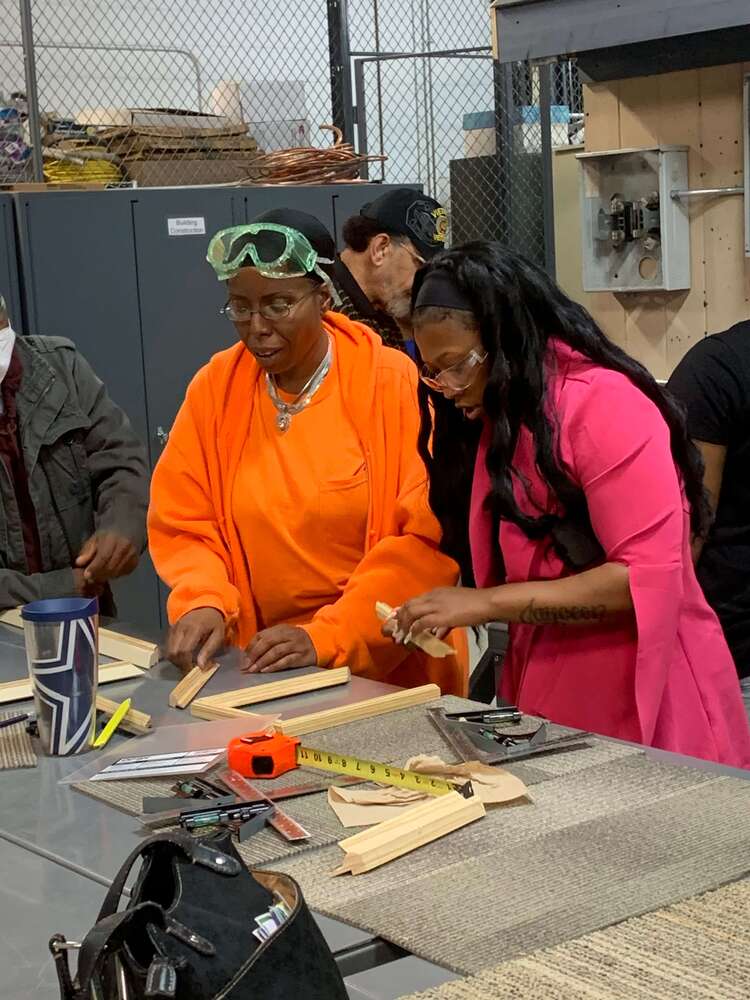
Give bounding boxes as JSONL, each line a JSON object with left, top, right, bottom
{"left": 2, "top": 620, "right": 748, "bottom": 999}
{"left": 0, "top": 622, "right": 442, "bottom": 999}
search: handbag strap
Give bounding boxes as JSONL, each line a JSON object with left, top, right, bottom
{"left": 77, "top": 902, "right": 167, "bottom": 993}
{"left": 98, "top": 830, "right": 241, "bottom": 921}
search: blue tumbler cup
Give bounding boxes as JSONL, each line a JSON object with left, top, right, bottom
{"left": 21, "top": 597, "right": 99, "bottom": 756}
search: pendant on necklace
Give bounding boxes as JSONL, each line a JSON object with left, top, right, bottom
{"left": 276, "top": 411, "right": 291, "bottom": 432}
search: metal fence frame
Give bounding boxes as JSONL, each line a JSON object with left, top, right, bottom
{"left": 7, "top": 0, "right": 564, "bottom": 272}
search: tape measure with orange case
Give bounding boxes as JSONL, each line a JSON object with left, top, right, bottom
{"left": 227, "top": 731, "right": 470, "bottom": 798}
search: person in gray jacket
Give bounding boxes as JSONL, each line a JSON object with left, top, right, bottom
{"left": 0, "top": 295, "right": 148, "bottom": 611}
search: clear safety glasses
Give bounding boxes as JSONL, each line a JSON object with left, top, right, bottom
{"left": 419, "top": 348, "right": 488, "bottom": 393}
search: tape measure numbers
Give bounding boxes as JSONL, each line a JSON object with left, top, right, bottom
{"left": 227, "top": 731, "right": 468, "bottom": 798}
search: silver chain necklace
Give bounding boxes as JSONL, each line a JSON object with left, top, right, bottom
{"left": 265, "top": 337, "right": 333, "bottom": 432}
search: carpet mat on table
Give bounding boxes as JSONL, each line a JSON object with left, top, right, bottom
{"left": 399, "top": 876, "right": 750, "bottom": 999}
{"left": 73, "top": 764, "right": 350, "bottom": 866}
{"left": 259, "top": 752, "right": 750, "bottom": 975}
{"left": 0, "top": 711, "right": 37, "bottom": 768}
{"left": 71, "top": 696, "right": 633, "bottom": 867}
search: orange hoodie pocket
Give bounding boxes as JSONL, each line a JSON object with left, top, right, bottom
{"left": 318, "top": 467, "right": 370, "bottom": 576}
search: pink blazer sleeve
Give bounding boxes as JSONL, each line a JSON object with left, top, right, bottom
{"left": 561, "top": 373, "right": 685, "bottom": 744}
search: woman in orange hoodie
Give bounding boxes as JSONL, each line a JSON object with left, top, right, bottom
{"left": 148, "top": 218, "right": 467, "bottom": 695}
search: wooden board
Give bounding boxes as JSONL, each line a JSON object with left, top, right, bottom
{"left": 169, "top": 664, "right": 219, "bottom": 709}
{"left": 190, "top": 667, "right": 351, "bottom": 720}
{"left": 582, "top": 80, "right": 628, "bottom": 352}
{"left": 0, "top": 660, "right": 143, "bottom": 706}
{"left": 274, "top": 684, "right": 441, "bottom": 738}
{"left": 95, "top": 694, "right": 152, "bottom": 736}
{"left": 333, "top": 791, "right": 486, "bottom": 875}
{"left": 190, "top": 701, "right": 251, "bottom": 721}
{"left": 374, "top": 603, "right": 454, "bottom": 658}
{"left": 0, "top": 609, "right": 159, "bottom": 669}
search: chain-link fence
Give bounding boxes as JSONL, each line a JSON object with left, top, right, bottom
{"left": 1, "top": 0, "right": 583, "bottom": 266}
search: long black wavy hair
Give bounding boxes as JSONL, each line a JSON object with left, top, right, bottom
{"left": 413, "top": 242, "right": 709, "bottom": 582}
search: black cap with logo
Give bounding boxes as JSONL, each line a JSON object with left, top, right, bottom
{"left": 359, "top": 189, "right": 448, "bottom": 259}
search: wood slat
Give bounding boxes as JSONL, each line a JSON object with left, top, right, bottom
{"left": 189, "top": 667, "right": 351, "bottom": 720}
{"left": 169, "top": 664, "right": 219, "bottom": 709}
{"left": 274, "top": 684, "right": 441, "bottom": 738}
{"left": 0, "top": 608, "right": 159, "bottom": 669}
{"left": 0, "top": 660, "right": 143, "bottom": 706}
{"left": 333, "top": 791, "right": 486, "bottom": 875}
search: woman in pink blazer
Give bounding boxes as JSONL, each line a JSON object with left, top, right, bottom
{"left": 392, "top": 243, "right": 750, "bottom": 768}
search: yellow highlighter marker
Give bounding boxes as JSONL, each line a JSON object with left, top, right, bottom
{"left": 93, "top": 698, "right": 132, "bottom": 748}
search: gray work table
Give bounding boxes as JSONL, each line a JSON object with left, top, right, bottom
{"left": 0, "top": 839, "right": 104, "bottom": 1000}
{"left": 0, "top": 623, "right": 458, "bottom": 998}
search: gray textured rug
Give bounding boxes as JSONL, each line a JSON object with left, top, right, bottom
{"left": 260, "top": 754, "right": 750, "bottom": 975}
{"left": 71, "top": 697, "right": 621, "bottom": 867}
{"left": 400, "top": 877, "right": 750, "bottom": 999}
{"left": 0, "top": 711, "right": 37, "bottom": 769}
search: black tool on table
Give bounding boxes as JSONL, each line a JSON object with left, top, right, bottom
{"left": 0, "top": 712, "right": 32, "bottom": 730}
{"left": 444, "top": 706, "right": 523, "bottom": 726}
{"left": 428, "top": 706, "right": 591, "bottom": 765}
{"left": 179, "top": 800, "right": 274, "bottom": 838}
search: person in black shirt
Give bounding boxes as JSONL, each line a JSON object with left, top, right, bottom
{"left": 254, "top": 192, "right": 448, "bottom": 358}
{"left": 333, "top": 189, "right": 448, "bottom": 354}
{"left": 668, "top": 320, "right": 750, "bottom": 718}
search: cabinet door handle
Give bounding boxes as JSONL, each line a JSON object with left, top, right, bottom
{"left": 156, "top": 426, "right": 169, "bottom": 446}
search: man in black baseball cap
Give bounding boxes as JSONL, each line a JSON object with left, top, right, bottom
{"left": 252, "top": 191, "right": 447, "bottom": 356}
{"left": 334, "top": 189, "right": 448, "bottom": 352}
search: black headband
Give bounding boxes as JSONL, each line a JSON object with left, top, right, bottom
{"left": 414, "top": 269, "right": 475, "bottom": 314}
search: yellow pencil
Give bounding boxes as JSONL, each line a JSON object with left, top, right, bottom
{"left": 93, "top": 698, "right": 132, "bottom": 748}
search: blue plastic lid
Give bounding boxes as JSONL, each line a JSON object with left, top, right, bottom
{"left": 21, "top": 597, "right": 99, "bottom": 623}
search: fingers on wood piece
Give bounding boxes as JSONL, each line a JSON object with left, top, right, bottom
{"left": 169, "top": 663, "right": 220, "bottom": 709}
{"left": 275, "top": 684, "right": 441, "bottom": 737}
{"left": 189, "top": 666, "right": 351, "bottom": 720}
{"left": 333, "top": 791, "right": 486, "bottom": 875}
{"left": 374, "top": 602, "right": 454, "bottom": 658}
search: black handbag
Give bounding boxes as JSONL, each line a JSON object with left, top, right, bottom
{"left": 49, "top": 830, "right": 349, "bottom": 1000}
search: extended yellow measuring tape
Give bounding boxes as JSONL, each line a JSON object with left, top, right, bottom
{"left": 227, "top": 731, "right": 468, "bottom": 797}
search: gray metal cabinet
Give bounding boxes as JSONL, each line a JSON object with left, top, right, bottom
{"left": 15, "top": 191, "right": 149, "bottom": 446}
{"left": 242, "top": 185, "right": 337, "bottom": 230}
{"left": 14, "top": 190, "right": 160, "bottom": 630}
{"left": 0, "top": 194, "right": 22, "bottom": 329}
{"left": 11, "top": 182, "right": 414, "bottom": 631}
{"left": 133, "top": 188, "right": 242, "bottom": 466}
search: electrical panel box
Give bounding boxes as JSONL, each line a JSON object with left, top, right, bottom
{"left": 577, "top": 145, "right": 690, "bottom": 292}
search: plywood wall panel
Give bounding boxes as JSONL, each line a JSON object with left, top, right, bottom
{"left": 617, "top": 76, "right": 667, "bottom": 376}
{"left": 582, "top": 82, "right": 626, "bottom": 349}
{"left": 578, "top": 62, "right": 750, "bottom": 375}
{"left": 698, "top": 65, "right": 750, "bottom": 335}
{"left": 658, "top": 71, "right": 708, "bottom": 369}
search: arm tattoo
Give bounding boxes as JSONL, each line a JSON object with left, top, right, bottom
{"left": 520, "top": 599, "right": 607, "bottom": 625}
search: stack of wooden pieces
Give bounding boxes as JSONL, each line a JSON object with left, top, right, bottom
{"left": 333, "top": 791, "right": 486, "bottom": 875}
